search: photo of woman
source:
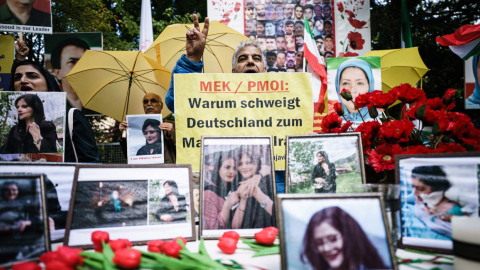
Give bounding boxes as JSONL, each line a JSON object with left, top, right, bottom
{"left": 311, "top": 151, "right": 336, "bottom": 193}
{"left": 0, "top": 94, "right": 58, "bottom": 155}
{"left": 465, "top": 55, "right": 480, "bottom": 109}
{"left": 155, "top": 180, "right": 188, "bottom": 224}
{"left": 137, "top": 119, "right": 162, "bottom": 156}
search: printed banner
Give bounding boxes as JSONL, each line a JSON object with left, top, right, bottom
{"left": 0, "top": 0, "right": 52, "bottom": 33}
{"left": 334, "top": 0, "right": 371, "bottom": 57}
{"left": 465, "top": 56, "right": 480, "bottom": 109}
{"left": 175, "top": 73, "right": 313, "bottom": 171}
{"left": 207, "top": 0, "right": 245, "bottom": 34}
{"left": 0, "top": 34, "right": 13, "bottom": 91}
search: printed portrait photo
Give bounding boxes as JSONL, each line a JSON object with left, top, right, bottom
{"left": 280, "top": 195, "right": 395, "bottom": 270}
{"left": 0, "top": 0, "right": 52, "bottom": 31}
{"left": 127, "top": 114, "right": 164, "bottom": 164}
{"left": 465, "top": 55, "right": 480, "bottom": 109}
{"left": 287, "top": 134, "right": 365, "bottom": 194}
{"left": 71, "top": 180, "right": 148, "bottom": 230}
{"left": 0, "top": 176, "right": 48, "bottom": 266}
{"left": 148, "top": 179, "right": 191, "bottom": 225}
{"left": 398, "top": 155, "right": 480, "bottom": 251}
{"left": 0, "top": 91, "right": 66, "bottom": 162}
{"left": 201, "top": 137, "right": 276, "bottom": 238}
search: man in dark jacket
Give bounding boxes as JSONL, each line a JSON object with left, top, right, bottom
{"left": 0, "top": 0, "right": 51, "bottom": 27}
{"left": 119, "top": 93, "right": 176, "bottom": 163}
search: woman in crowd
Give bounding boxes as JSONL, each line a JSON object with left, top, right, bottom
{"left": 234, "top": 147, "right": 275, "bottom": 229}
{"left": 466, "top": 55, "right": 480, "bottom": 108}
{"left": 276, "top": 20, "right": 285, "bottom": 36}
{"left": 301, "top": 206, "right": 388, "bottom": 270}
{"left": 155, "top": 180, "right": 188, "bottom": 223}
{"left": 294, "top": 4, "right": 304, "bottom": 20}
{"left": 0, "top": 94, "right": 57, "bottom": 154}
{"left": 137, "top": 119, "right": 163, "bottom": 155}
{"left": 335, "top": 58, "right": 376, "bottom": 122}
{"left": 311, "top": 151, "right": 336, "bottom": 193}
{"left": 7, "top": 61, "right": 99, "bottom": 162}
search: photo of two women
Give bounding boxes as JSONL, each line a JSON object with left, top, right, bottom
{"left": 202, "top": 144, "right": 275, "bottom": 231}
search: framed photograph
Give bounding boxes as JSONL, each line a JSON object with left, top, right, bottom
{"left": 126, "top": 114, "right": 164, "bottom": 164}
{"left": 277, "top": 193, "right": 397, "bottom": 270}
{"left": 396, "top": 153, "right": 480, "bottom": 253}
{"left": 200, "top": 136, "right": 276, "bottom": 239}
{"left": 0, "top": 0, "right": 52, "bottom": 34}
{"left": 0, "top": 91, "right": 66, "bottom": 162}
{"left": 0, "top": 174, "right": 50, "bottom": 267}
{"left": 0, "top": 162, "right": 77, "bottom": 242}
{"left": 285, "top": 133, "right": 365, "bottom": 194}
{"left": 464, "top": 56, "right": 480, "bottom": 109}
{"left": 64, "top": 164, "right": 195, "bottom": 248}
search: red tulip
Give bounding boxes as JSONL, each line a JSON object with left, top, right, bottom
{"left": 174, "top": 236, "right": 187, "bottom": 245}
{"left": 45, "top": 261, "right": 75, "bottom": 270}
{"left": 57, "top": 246, "right": 83, "bottom": 266}
{"left": 109, "top": 239, "right": 133, "bottom": 252}
{"left": 12, "top": 262, "right": 41, "bottom": 270}
{"left": 147, "top": 239, "right": 165, "bottom": 253}
{"left": 162, "top": 241, "right": 183, "bottom": 258}
{"left": 94, "top": 243, "right": 103, "bottom": 252}
{"left": 218, "top": 237, "right": 238, "bottom": 254}
{"left": 39, "top": 251, "right": 61, "bottom": 264}
{"left": 222, "top": 231, "right": 240, "bottom": 240}
{"left": 91, "top": 231, "right": 110, "bottom": 245}
{"left": 112, "top": 249, "right": 142, "bottom": 269}
{"left": 263, "top": 226, "right": 279, "bottom": 235}
{"left": 255, "top": 229, "right": 276, "bottom": 246}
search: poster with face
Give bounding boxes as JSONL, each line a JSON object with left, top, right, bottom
{"left": 0, "top": 35, "right": 14, "bottom": 91}
{"left": 326, "top": 56, "right": 381, "bottom": 128}
{"left": 126, "top": 114, "right": 164, "bottom": 164}
{"left": 465, "top": 55, "right": 480, "bottom": 109}
{"left": 0, "top": 0, "right": 52, "bottom": 34}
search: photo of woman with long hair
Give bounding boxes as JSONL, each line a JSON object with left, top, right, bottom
{"left": 301, "top": 206, "right": 388, "bottom": 270}
{"left": 311, "top": 151, "right": 336, "bottom": 193}
{"left": 136, "top": 119, "right": 162, "bottom": 156}
{"left": 155, "top": 180, "right": 188, "bottom": 223}
{"left": 0, "top": 94, "right": 57, "bottom": 155}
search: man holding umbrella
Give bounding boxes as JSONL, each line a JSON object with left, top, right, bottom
{"left": 164, "top": 14, "right": 266, "bottom": 113}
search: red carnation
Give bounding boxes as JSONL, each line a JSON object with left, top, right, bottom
{"left": 407, "top": 100, "right": 447, "bottom": 124}
{"left": 355, "top": 121, "right": 381, "bottom": 153}
{"left": 334, "top": 102, "right": 344, "bottom": 116}
{"left": 338, "top": 52, "right": 359, "bottom": 57}
{"left": 391, "top": 84, "right": 426, "bottom": 104}
{"left": 354, "top": 92, "right": 372, "bottom": 109}
{"left": 369, "top": 90, "right": 399, "bottom": 109}
{"left": 443, "top": 88, "right": 456, "bottom": 105}
{"left": 434, "top": 143, "right": 466, "bottom": 153}
{"left": 367, "top": 144, "right": 404, "bottom": 173}
{"left": 337, "top": 2, "right": 344, "bottom": 12}
{"left": 403, "top": 145, "right": 435, "bottom": 155}
{"left": 320, "top": 113, "right": 352, "bottom": 133}
{"left": 451, "top": 122, "right": 480, "bottom": 148}
{"left": 347, "top": 32, "right": 365, "bottom": 50}
{"left": 377, "top": 120, "right": 415, "bottom": 144}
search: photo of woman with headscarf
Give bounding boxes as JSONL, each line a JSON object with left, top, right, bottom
{"left": 334, "top": 58, "right": 376, "bottom": 123}
{"left": 466, "top": 55, "right": 480, "bottom": 109}
{"left": 137, "top": 119, "right": 162, "bottom": 156}
{"left": 311, "top": 151, "right": 336, "bottom": 193}
{"left": 0, "top": 94, "right": 57, "bottom": 155}
{"left": 155, "top": 180, "right": 187, "bottom": 224}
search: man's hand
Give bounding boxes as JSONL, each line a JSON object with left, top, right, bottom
{"left": 186, "top": 14, "right": 209, "bottom": 63}
{"left": 159, "top": 122, "right": 174, "bottom": 135}
{"left": 17, "top": 220, "right": 32, "bottom": 232}
{"left": 119, "top": 121, "right": 129, "bottom": 132}
{"left": 15, "top": 40, "right": 29, "bottom": 61}
{"left": 315, "top": 177, "right": 325, "bottom": 183}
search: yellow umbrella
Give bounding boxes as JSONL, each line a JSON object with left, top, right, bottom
{"left": 364, "top": 47, "right": 429, "bottom": 92}
{"left": 144, "top": 21, "right": 251, "bottom": 73}
{"left": 65, "top": 50, "right": 172, "bottom": 122}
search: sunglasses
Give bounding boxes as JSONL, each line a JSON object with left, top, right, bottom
{"left": 143, "top": 130, "right": 158, "bottom": 135}
{"left": 143, "top": 98, "right": 161, "bottom": 104}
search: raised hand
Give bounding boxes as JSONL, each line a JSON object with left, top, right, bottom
{"left": 185, "top": 14, "right": 209, "bottom": 63}
{"left": 15, "top": 39, "right": 29, "bottom": 61}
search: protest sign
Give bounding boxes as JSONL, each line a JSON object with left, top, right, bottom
{"left": 0, "top": 34, "right": 13, "bottom": 91}
{"left": 126, "top": 114, "right": 165, "bottom": 164}
{"left": 0, "top": 0, "right": 52, "bottom": 34}
{"left": 175, "top": 73, "right": 313, "bottom": 171}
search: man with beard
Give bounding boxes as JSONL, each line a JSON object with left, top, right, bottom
{"left": 266, "top": 36, "right": 277, "bottom": 51}
{"left": 266, "top": 51, "right": 277, "bottom": 68}
{"left": 314, "top": 35, "right": 324, "bottom": 52}
{"left": 276, "top": 51, "right": 286, "bottom": 68}
{"left": 0, "top": 0, "right": 51, "bottom": 26}
{"left": 286, "top": 51, "right": 296, "bottom": 68}
{"left": 296, "top": 51, "right": 303, "bottom": 68}
{"left": 324, "top": 20, "right": 333, "bottom": 35}
{"left": 256, "top": 4, "right": 266, "bottom": 20}
{"left": 284, "top": 20, "right": 294, "bottom": 36}
{"left": 245, "top": 6, "right": 255, "bottom": 20}
{"left": 284, "top": 3, "right": 295, "bottom": 20}
{"left": 246, "top": 20, "right": 257, "bottom": 36}
{"left": 276, "top": 36, "right": 286, "bottom": 51}
{"left": 256, "top": 21, "right": 266, "bottom": 36}
{"left": 295, "top": 35, "right": 304, "bottom": 51}
{"left": 323, "top": 4, "right": 332, "bottom": 20}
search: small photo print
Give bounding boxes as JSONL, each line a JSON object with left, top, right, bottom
{"left": 0, "top": 176, "right": 48, "bottom": 266}
{"left": 148, "top": 179, "right": 191, "bottom": 225}
{"left": 398, "top": 155, "right": 480, "bottom": 251}
{"left": 71, "top": 180, "right": 148, "bottom": 230}
{"left": 287, "top": 134, "right": 365, "bottom": 194}
{"left": 280, "top": 195, "right": 395, "bottom": 270}
{"left": 127, "top": 114, "right": 164, "bottom": 164}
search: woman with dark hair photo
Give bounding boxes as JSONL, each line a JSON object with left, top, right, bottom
{"left": 301, "top": 206, "right": 388, "bottom": 270}
{"left": 234, "top": 146, "right": 275, "bottom": 229}
{"left": 0, "top": 94, "right": 57, "bottom": 154}
{"left": 155, "top": 180, "right": 187, "bottom": 223}
{"left": 137, "top": 119, "right": 162, "bottom": 156}
{"left": 311, "top": 151, "right": 336, "bottom": 193}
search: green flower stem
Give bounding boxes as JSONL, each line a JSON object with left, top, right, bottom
{"left": 82, "top": 258, "right": 104, "bottom": 270}
{"left": 351, "top": 100, "right": 365, "bottom": 122}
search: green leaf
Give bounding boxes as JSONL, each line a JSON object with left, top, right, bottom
{"left": 82, "top": 258, "right": 104, "bottom": 270}
{"left": 102, "top": 242, "right": 118, "bottom": 270}
{"left": 198, "top": 239, "right": 211, "bottom": 260}
{"left": 252, "top": 246, "right": 280, "bottom": 257}
{"left": 340, "top": 41, "right": 344, "bottom": 45}
{"left": 341, "top": 14, "right": 344, "bottom": 19}
{"left": 80, "top": 251, "right": 105, "bottom": 261}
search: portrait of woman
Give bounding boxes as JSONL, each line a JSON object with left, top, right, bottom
{"left": 294, "top": 4, "right": 303, "bottom": 20}
{"left": 0, "top": 94, "right": 57, "bottom": 155}
{"left": 155, "top": 180, "right": 188, "bottom": 223}
{"left": 313, "top": 19, "right": 323, "bottom": 36}
{"left": 276, "top": 20, "right": 285, "bottom": 35}
{"left": 335, "top": 59, "right": 376, "bottom": 122}
{"left": 311, "top": 151, "right": 336, "bottom": 193}
{"left": 0, "top": 180, "right": 45, "bottom": 264}
{"left": 466, "top": 55, "right": 480, "bottom": 108}
{"left": 137, "top": 119, "right": 162, "bottom": 156}
{"left": 301, "top": 206, "right": 388, "bottom": 270}
{"left": 265, "top": 21, "right": 276, "bottom": 36}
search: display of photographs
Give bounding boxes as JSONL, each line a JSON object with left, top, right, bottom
{"left": 396, "top": 153, "right": 480, "bottom": 253}
{"left": 0, "top": 174, "right": 50, "bottom": 267}
{"left": 200, "top": 136, "right": 276, "bottom": 239}
{"left": 0, "top": 0, "right": 52, "bottom": 34}
{"left": 65, "top": 164, "right": 195, "bottom": 248}
{"left": 286, "top": 133, "right": 365, "bottom": 194}
{"left": 126, "top": 114, "right": 164, "bottom": 164}
{"left": 465, "top": 56, "right": 480, "bottom": 110}
{"left": 0, "top": 163, "right": 76, "bottom": 242}
{"left": 277, "top": 193, "right": 397, "bottom": 270}
{"left": 326, "top": 56, "right": 382, "bottom": 128}
{"left": 0, "top": 91, "right": 66, "bottom": 162}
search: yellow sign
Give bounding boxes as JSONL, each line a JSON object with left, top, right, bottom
{"left": 0, "top": 35, "right": 14, "bottom": 91}
{"left": 175, "top": 73, "right": 313, "bottom": 171}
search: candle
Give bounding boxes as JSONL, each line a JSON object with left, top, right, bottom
{"left": 452, "top": 216, "right": 480, "bottom": 270}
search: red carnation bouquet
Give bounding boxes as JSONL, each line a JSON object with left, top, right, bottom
{"left": 322, "top": 84, "right": 480, "bottom": 179}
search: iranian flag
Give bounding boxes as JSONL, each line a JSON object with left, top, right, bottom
{"left": 436, "top": 24, "right": 480, "bottom": 60}
{"left": 304, "top": 17, "right": 328, "bottom": 113}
